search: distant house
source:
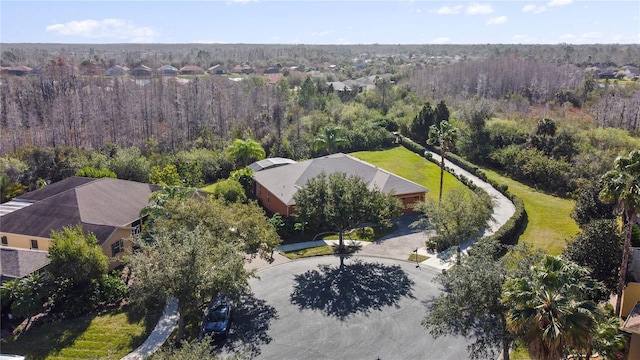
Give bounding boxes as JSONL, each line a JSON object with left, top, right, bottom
{"left": 105, "top": 65, "right": 129, "bottom": 76}
{"left": 232, "top": 64, "right": 244, "bottom": 74}
{"left": 8, "top": 65, "right": 32, "bottom": 76}
{"left": 180, "top": 65, "right": 205, "bottom": 75}
{"left": 327, "top": 81, "right": 351, "bottom": 93}
{"left": 264, "top": 67, "right": 279, "bottom": 74}
{"left": 241, "top": 65, "right": 255, "bottom": 74}
{"left": 252, "top": 153, "right": 427, "bottom": 217}
{"left": 207, "top": 64, "right": 227, "bottom": 75}
{"left": 131, "top": 65, "right": 152, "bottom": 77}
{"left": 620, "top": 65, "right": 640, "bottom": 80}
{"left": 157, "top": 65, "right": 179, "bottom": 76}
{"left": 0, "top": 176, "right": 161, "bottom": 272}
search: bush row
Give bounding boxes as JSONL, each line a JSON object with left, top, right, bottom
{"left": 398, "top": 133, "right": 527, "bottom": 248}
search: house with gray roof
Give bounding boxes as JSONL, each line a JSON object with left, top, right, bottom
{"left": 0, "top": 176, "right": 160, "bottom": 277}
{"left": 252, "top": 153, "right": 427, "bottom": 217}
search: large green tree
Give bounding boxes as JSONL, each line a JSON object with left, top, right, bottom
{"left": 47, "top": 225, "right": 109, "bottom": 315}
{"left": 130, "top": 196, "right": 281, "bottom": 342}
{"left": 48, "top": 225, "right": 108, "bottom": 286}
{"left": 502, "top": 256, "right": 601, "bottom": 360}
{"left": 427, "top": 120, "right": 458, "bottom": 202}
{"left": 599, "top": 149, "right": 640, "bottom": 316}
{"left": 423, "top": 239, "right": 543, "bottom": 360}
{"left": 293, "top": 172, "right": 401, "bottom": 251}
{"left": 225, "top": 138, "right": 266, "bottom": 169}
{"left": 414, "top": 188, "right": 494, "bottom": 254}
{"left": 563, "top": 219, "right": 623, "bottom": 302}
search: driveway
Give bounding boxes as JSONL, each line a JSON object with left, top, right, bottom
{"left": 218, "top": 256, "right": 472, "bottom": 360}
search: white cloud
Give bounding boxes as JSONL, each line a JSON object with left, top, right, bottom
{"left": 46, "top": 19, "right": 156, "bottom": 42}
{"left": 431, "top": 37, "right": 451, "bottom": 44}
{"left": 547, "top": 0, "right": 572, "bottom": 7}
{"left": 437, "top": 5, "right": 462, "bottom": 15}
{"left": 523, "top": 4, "right": 546, "bottom": 14}
{"left": 466, "top": 3, "right": 494, "bottom": 15}
{"left": 486, "top": 16, "right": 507, "bottom": 25}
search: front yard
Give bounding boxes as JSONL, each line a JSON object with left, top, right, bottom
{"left": 0, "top": 307, "right": 160, "bottom": 360}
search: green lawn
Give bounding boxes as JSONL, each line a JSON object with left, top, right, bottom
{"left": 0, "top": 307, "right": 159, "bottom": 360}
{"left": 483, "top": 169, "right": 579, "bottom": 255}
{"left": 352, "top": 146, "right": 579, "bottom": 255}
{"left": 350, "top": 147, "right": 467, "bottom": 200}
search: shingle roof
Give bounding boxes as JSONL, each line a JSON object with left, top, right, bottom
{"left": 2, "top": 177, "right": 160, "bottom": 245}
{"left": 253, "top": 153, "right": 427, "bottom": 206}
{"left": 1, "top": 247, "right": 50, "bottom": 280}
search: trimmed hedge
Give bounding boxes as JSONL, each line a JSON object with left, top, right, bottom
{"left": 398, "top": 133, "right": 527, "bottom": 248}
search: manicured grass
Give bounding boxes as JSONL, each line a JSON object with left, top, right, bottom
{"left": 282, "top": 244, "right": 363, "bottom": 260}
{"left": 350, "top": 147, "right": 467, "bottom": 200}
{"left": 483, "top": 169, "right": 579, "bottom": 255}
{"left": 352, "top": 146, "right": 578, "bottom": 255}
{"left": 0, "top": 307, "right": 159, "bottom": 360}
{"left": 408, "top": 253, "right": 429, "bottom": 263}
{"left": 320, "top": 225, "right": 396, "bottom": 242}
{"left": 282, "top": 245, "right": 336, "bottom": 259}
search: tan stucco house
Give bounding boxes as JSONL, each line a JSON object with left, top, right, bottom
{"left": 251, "top": 153, "right": 427, "bottom": 217}
{"left": 0, "top": 177, "right": 160, "bottom": 278}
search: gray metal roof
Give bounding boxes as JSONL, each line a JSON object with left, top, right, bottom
{"left": 249, "top": 157, "right": 297, "bottom": 172}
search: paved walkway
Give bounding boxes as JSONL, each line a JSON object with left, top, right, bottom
{"left": 121, "top": 299, "right": 179, "bottom": 360}
{"left": 121, "top": 151, "right": 516, "bottom": 359}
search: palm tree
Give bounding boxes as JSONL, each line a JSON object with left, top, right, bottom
{"left": 1, "top": 272, "right": 50, "bottom": 332}
{"left": 427, "top": 120, "right": 458, "bottom": 202}
{"left": 313, "top": 126, "right": 349, "bottom": 155}
{"left": 226, "top": 138, "right": 266, "bottom": 168}
{"left": 599, "top": 149, "right": 640, "bottom": 316}
{"left": 502, "top": 256, "right": 600, "bottom": 360}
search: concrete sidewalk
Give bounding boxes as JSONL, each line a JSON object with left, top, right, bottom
{"left": 121, "top": 299, "right": 178, "bottom": 360}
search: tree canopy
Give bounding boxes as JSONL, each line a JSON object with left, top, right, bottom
{"left": 502, "top": 255, "right": 603, "bottom": 360}
{"left": 225, "top": 138, "right": 266, "bottom": 169}
{"left": 130, "top": 195, "right": 281, "bottom": 342}
{"left": 599, "top": 149, "right": 640, "bottom": 315}
{"left": 414, "top": 187, "right": 494, "bottom": 253}
{"left": 424, "top": 239, "right": 544, "bottom": 360}
{"left": 293, "top": 171, "right": 401, "bottom": 249}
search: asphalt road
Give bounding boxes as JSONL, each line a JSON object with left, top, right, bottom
{"left": 217, "top": 255, "right": 473, "bottom": 360}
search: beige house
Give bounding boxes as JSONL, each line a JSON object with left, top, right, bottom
{"left": 251, "top": 153, "right": 427, "bottom": 217}
{"left": 0, "top": 177, "right": 160, "bottom": 277}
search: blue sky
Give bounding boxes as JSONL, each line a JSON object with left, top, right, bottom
{"left": 1, "top": 0, "right": 639, "bottom": 44}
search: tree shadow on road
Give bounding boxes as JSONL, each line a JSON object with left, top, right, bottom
{"left": 219, "top": 292, "right": 278, "bottom": 357}
{"left": 289, "top": 257, "right": 415, "bottom": 321}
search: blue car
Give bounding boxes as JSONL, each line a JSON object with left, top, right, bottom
{"left": 200, "top": 300, "right": 232, "bottom": 340}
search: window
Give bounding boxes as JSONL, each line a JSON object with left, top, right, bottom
{"left": 111, "top": 239, "right": 124, "bottom": 257}
{"left": 257, "top": 184, "right": 261, "bottom": 196}
{"left": 266, "top": 191, "right": 270, "bottom": 203}
{"left": 30, "top": 239, "right": 38, "bottom": 249}
{"left": 131, "top": 219, "right": 142, "bottom": 236}
{"left": 1, "top": 236, "right": 7, "bottom": 246}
